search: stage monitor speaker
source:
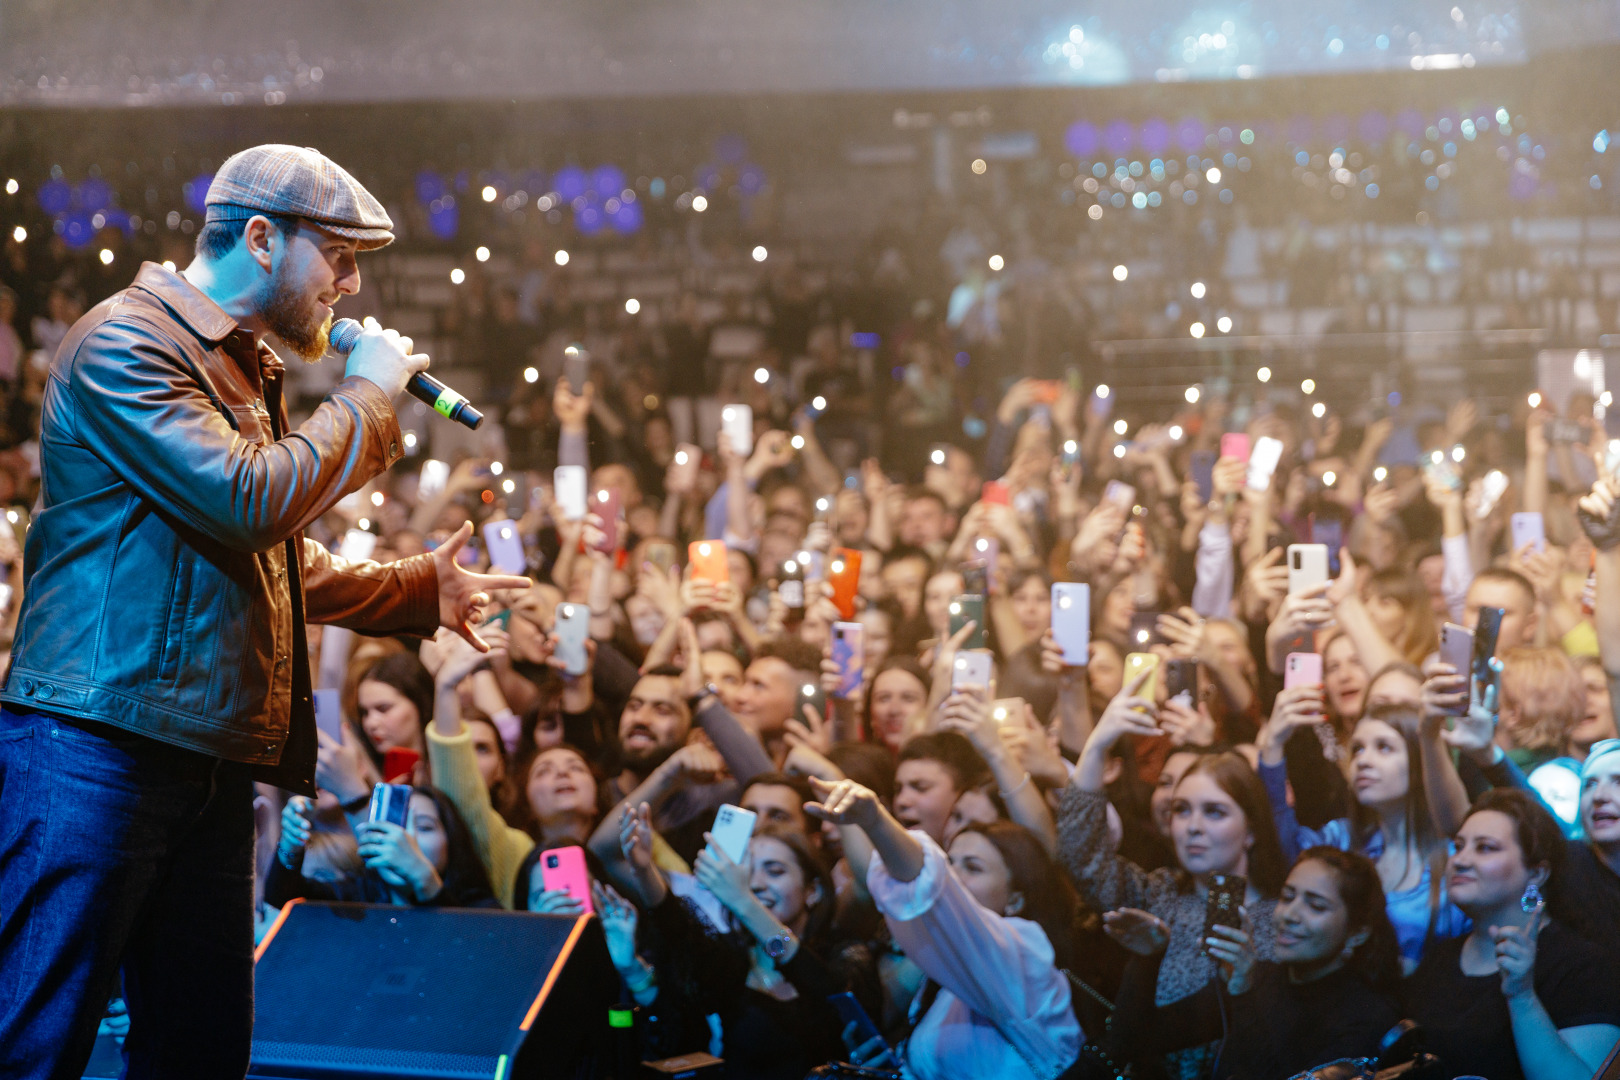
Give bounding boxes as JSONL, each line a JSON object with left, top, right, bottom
{"left": 249, "top": 899, "right": 615, "bottom": 1079}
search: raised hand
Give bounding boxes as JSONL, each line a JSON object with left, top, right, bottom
{"left": 591, "top": 881, "right": 642, "bottom": 972}
{"left": 431, "top": 521, "right": 532, "bottom": 651}
{"left": 804, "top": 776, "right": 884, "bottom": 831}
{"left": 1259, "top": 684, "right": 1326, "bottom": 764}
{"left": 277, "top": 796, "right": 313, "bottom": 867}
{"left": 693, "top": 831, "right": 754, "bottom": 914}
{"left": 1491, "top": 911, "right": 1543, "bottom": 1000}
{"left": 618, "top": 801, "right": 657, "bottom": 871}
{"left": 1102, "top": 907, "right": 1171, "bottom": 956}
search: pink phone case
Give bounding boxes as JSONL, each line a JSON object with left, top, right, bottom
{"left": 1284, "top": 652, "right": 1323, "bottom": 689}
{"left": 1220, "top": 432, "right": 1251, "bottom": 463}
{"left": 591, "top": 489, "right": 622, "bottom": 553}
{"left": 539, "top": 845, "right": 594, "bottom": 915}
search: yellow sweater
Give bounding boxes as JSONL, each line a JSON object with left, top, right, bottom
{"left": 425, "top": 724, "right": 690, "bottom": 910}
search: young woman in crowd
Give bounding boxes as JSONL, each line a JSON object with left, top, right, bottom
{"left": 354, "top": 652, "right": 436, "bottom": 783}
{"left": 806, "top": 776, "right": 1082, "bottom": 1079}
{"left": 1057, "top": 669, "right": 1287, "bottom": 1076}
{"left": 1106, "top": 846, "right": 1401, "bottom": 1078}
{"left": 1403, "top": 789, "right": 1620, "bottom": 1080}
{"left": 863, "top": 656, "right": 932, "bottom": 754}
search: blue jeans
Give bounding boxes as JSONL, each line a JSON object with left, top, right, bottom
{"left": 0, "top": 708, "right": 256, "bottom": 1079}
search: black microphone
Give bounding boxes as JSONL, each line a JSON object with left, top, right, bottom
{"left": 329, "top": 317, "right": 484, "bottom": 430}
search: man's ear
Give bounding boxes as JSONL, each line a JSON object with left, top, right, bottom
{"left": 242, "top": 215, "right": 280, "bottom": 274}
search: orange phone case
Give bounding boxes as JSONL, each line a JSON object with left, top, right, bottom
{"left": 688, "top": 540, "right": 730, "bottom": 584}
{"left": 828, "top": 548, "right": 862, "bottom": 619}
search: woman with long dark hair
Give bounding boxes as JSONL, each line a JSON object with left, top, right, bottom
{"left": 1107, "top": 846, "right": 1402, "bottom": 1078}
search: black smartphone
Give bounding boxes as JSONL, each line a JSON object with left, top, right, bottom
{"left": 1128, "top": 611, "right": 1162, "bottom": 651}
{"left": 1204, "top": 872, "right": 1246, "bottom": 946}
{"left": 948, "top": 594, "right": 987, "bottom": 651}
{"left": 1163, "top": 658, "right": 1198, "bottom": 707}
{"left": 1310, "top": 515, "right": 1344, "bottom": 577}
{"left": 563, "top": 348, "right": 590, "bottom": 395}
{"left": 798, "top": 681, "right": 829, "bottom": 725}
{"left": 1472, "top": 606, "right": 1505, "bottom": 705}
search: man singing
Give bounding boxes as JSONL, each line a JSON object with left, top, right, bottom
{"left": 0, "top": 144, "right": 527, "bottom": 1079}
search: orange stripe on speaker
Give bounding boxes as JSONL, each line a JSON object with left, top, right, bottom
{"left": 253, "top": 897, "right": 303, "bottom": 963}
{"left": 518, "top": 915, "right": 589, "bottom": 1031}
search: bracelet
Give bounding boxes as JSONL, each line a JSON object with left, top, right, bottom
{"left": 999, "top": 772, "right": 1033, "bottom": 799}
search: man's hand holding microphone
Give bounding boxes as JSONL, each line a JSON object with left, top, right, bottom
{"left": 340, "top": 316, "right": 429, "bottom": 401}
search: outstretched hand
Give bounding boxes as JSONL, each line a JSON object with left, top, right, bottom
{"left": 431, "top": 521, "right": 531, "bottom": 651}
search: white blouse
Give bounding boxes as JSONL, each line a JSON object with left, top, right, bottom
{"left": 867, "top": 831, "right": 1082, "bottom": 1080}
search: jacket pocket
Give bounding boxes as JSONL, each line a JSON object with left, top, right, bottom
{"left": 226, "top": 404, "right": 265, "bottom": 444}
{"left": 156, "top": 558, "right": 191, "bottom": 681}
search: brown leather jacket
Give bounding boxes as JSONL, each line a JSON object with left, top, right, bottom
{"left": 0, "top": 262, "right": 439, "bottom": 793}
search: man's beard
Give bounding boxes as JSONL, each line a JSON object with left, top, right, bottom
{"left": 619, "top": 736, "right": 678, "bottom": 777}
{"left": 258, "top": 260, "right": 331, "bottom": 363}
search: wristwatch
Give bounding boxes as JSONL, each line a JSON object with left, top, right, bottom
{"left": 763, "top": 928, "right": 799, "bottom": 962}
{"left": 685, "top": 682, "right": 721, "bottom": 713}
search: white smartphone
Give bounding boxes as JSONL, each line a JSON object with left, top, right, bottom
{"left": 1476, "top": 470, "right": 1510, "bottom": 519}
{"left": 339, "top": 528, "right": 377, "bottom": 562}
{"left": 1051, "top": 582, "right": 1091, "bottom": 665}
{"left": 671, "top": 443, "right": 702, "bottom": 488}
{"left": 554, "top": 465, "right": 587, "bottom": 521}
{"left": 1247, "top": 436, "right": 1284, "bottom": 492}
{"left": 1103, "top": 480, "right": 1136, "bottom": 510}
{"left": 418, "top": 459, "right": 449, "bottom": 501}
{"left": 991, "top": 697, "right": 1027, "bottom": 726}
{"left": 951, "top": 649, "right": 993, "bottom": 690}
{"left": 710, "top": 803, "right": 758, "bottom": 865}
{"left": 1440, "top": 622, "right": 1474, "bottom": 715}
{"left": 1510, "top": 512, "right": 1546, "bottom": 555}
{"left": 481, "top": 518, "right": 526, "bottom": 575}
{"left": 554, "top": 602, "right": 590, "bottom": 675}
{"left": 721, "top": 404, "right": 753, "bottom": 457}
{"left": 1287, "top": 543, "right": 1330, "bottom": 595}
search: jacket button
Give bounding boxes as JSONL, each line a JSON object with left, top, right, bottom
{"left": 19, "top": 678, "right": 34, "bottom": 695}
{"left": 389, "top": 441, "right": 399, "bottom": 457}
{"left": 36, "top": 684, "right": 53, "bottom": 700}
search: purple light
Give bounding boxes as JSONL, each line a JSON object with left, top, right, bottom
{"left": 1140, "top": 118, "right": 1171, "bottom": 156}
{"left": 1175, "top": 117, "right": 1206, "bottom": 152}
{"left": 415, "top": 170, "right": 445, "bottom": 205}
{"left": 182, "top": 174, "right": 212, "bottom": 214}
{"left": 553, "top": 166, "right": 588, "bottom": 202}
{"left": 1395, "top": 109, "right": 1425, "bottom": 139}
{"left": 955, "top": 351, "right": 970, "bottom": 368}
{"left": 36, "top": 179, "right": 70, "bottom": 215}
{"left": 610, "top": 199, "right": 642, "bottom": 234}
{"left": 738, "top": 165, "right": 767, "bottom": 195}
{"left": 591, "top": 165, "right": 625, "bottom": 198}
{"left": 694, "top": 164, "right": 722, "bottom": 193}
{"left": 574, "top": 200, "right": 604, "bottom": 235}
{"left": 714, "top": 135, "right": 749, "bottom": 165}
{"left": 1358, "top": 111, "right": 1390, "bottom": 143}
{"left": 427, "top": 200, "right": 458, "bottom": 240}
{"left": 1065, "top": 121, "right": 1100, "bottom": 158}
{"left": 1103, "top": 120, "right": 1134, "bottom": 155}
{"left": 76, "top": 178, "right": 112, "bottom": 211}
{"left": 58, "top": 211, "right": 96, "bottom": 249}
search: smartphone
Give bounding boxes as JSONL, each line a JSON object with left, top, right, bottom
{"left": 1440, "top": 622, "right": 1473, "bottom": 715}
{"left": 313, "top": 688, "right": 344, "bottom": 742}
{"left": 709, "top": 804, "right": 758, "bottom": 864}
{"left": 948, "top": 594, "right": 987, "bottom": 651}
{"left": 831, "top": 622, "right": 865, "bottom": 699}
{"left": 960, "top": 558, "right": 988, "bottom": 596}
{"left": 1124, "top": 651, "right": 1161, "bottom": 702}
{"left": 928, "top": 443, "right": 953, "bottom": 468}
{"left": 828, "top": 548, "right": 862, "bottom": 619}
{"left": 1309, "top": 517, "right": 1344, "bottom": 577}
{"left": 1190, "top": 450, "right": 1217, "bottom": 503}
{"left": 590, "top": 488, "right": 621, "bottom": 553}
{"left": 1284, "top": 652, "right": 1323, "bottom": 689}
{"left": 980, "top": 480, "right": 1011, "bottom": 506}
{"left": 339, "top": 528, "right": 377, "bottom": 563}
{"left": 645, "top": 541, "right": 678, "bottom": 573}
{"left": 382, "top": 747, "right": 420, "bottom": 784}
{"left": 991, "top": 697, "right": 1027, "bottom": 726}
{"left": 553, "top": 602, "right": 590, "bottom": 676}
{"left": 563, "top": 349, "right": 590, "bottom": 395}
{"left": 799, "top": 680, "right": 829, "bottom": 726}
{"left": 1127, "top": 611, "right": 1161, "bottom": 650}
{"left": 417, "top": 459, "right": 449, "bottom": 501}
{"left": 485, "top": 609, "right": 513, "bottom": 631}
{"left": 827, "top": 992, "right": 893, "bottom": 1065}
{"left": 367, "top": 783, "right": 413, "bottom": 828}
{"left": 1510, "top": 511, "right": 1546, "bottom": 555}
{"left": 1247, "top": 436, "right": 1284, "bottom": 491}
{"left": 1423, "top": 455, "right": 1462, "bottom": 492}
{"left": 1051, "top": 582, "right": 1091, "bottom": 665}
{"left": 1472, "top": 606, "right": 1505, "bottom": 705}
{"left": 971, "top": 535, "right": 1000, "bottom": 582}
{"left": 481, "top": 518, "right": 526, "bottom": 575}
{"left": 1477, "top": 470, "right": 1510, "bottom": 519}
{"left": 1220, "top": 432, "right": 1251, "bottom": 463}
{"left": 643, "top": 1053, "right": 725, "bottom": 1075}
{"left": 670, "top": 443, "right": 702, "bottom": 490}
{"left": 540, "top": 845, "right": 594, "bottom": 916}
{"left": 1204, "top": 873, "right": 1247, "bottom": 943}
{"left": 951, "top": 649, "right": 993, "bottom": 690}
{"left": 554, "top": 465, "right": 587, "bottom": 521}
{"left": 721, "top": 403, "right": 753, "bottom": 457}
{"left": 1089, "top": 384, "right": 1114, "bottom": 419}
{"left": 1103, "top": 480, "right": 1137, "bottom": 511}
{"left": 1061, "top": 438, "right": 1082, "bottom": 479}
{"left": 1546, "top": 418, "right": 1586, "bottom": 444}
{"left": 689, "top": 540, "right": 730, "bottom": 584}
{"left": 1163, "top": 658, "right": 1198, "bottom": 708}
{"left": 1287, "top": 544, "right": 1331, "bottom": 596}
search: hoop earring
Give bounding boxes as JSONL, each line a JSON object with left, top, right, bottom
{"left": 1520, "top": 881, "right": 1545, "bottom": 915}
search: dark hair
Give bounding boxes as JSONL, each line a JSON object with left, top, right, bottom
{"left": 751, "top": 823, "right": 836, "bottom": 948}
{"left": 882, "top": 543, "right": 935, "bottom": 575}
{"left": 953, "top": 820, "right": 1080, "bottom": 969}
{"left": 754, "top": 635, "right": 824, "bottom": 679}
{"left": 897, "top": 731, "right": 989, "bottom": 794}
{"left": 742, "top": 771, "right": 815, "bottom": 812}
{"left": 1353, "top": 706, "right": 1449, "bottom": 874}
{"left": 1293, "top": 847, "right": 1402, "bottom": 994}
{"left": 410, "top": 785, "right": 498, "bottom": 907}
{"left": 828, "top": 741, "right": 897, "bottom": 806}
{"left": 1465, "top": 788, "right": 1569, "bottom": 917}
{"left": 1006, "top": 567, "right": 1054, "bottom": 597}
{"left": 194, "top": 211, "right": 302, "bottom": 261}
{"left": 862, "top": 655, "right": 933, "bottom": 745}
{"left": 904, "top": 486, "right": 949, "bottom": 513}
{"left": 355, "top": 653, "right": 435, "bottom": 763}
{"left": 1174, "top": 752, "right": 1288, "bottom": 897}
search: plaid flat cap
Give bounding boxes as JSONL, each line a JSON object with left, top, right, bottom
{"left": 205, "top": 144, "right": 394, "bottom": 250}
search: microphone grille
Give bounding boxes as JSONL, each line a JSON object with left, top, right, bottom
{"left": 329, "top": 317, "right": 363, "bottom": 354}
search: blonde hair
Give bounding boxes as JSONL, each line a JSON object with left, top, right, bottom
{"left": 1500, "top": 647, "right": 1584, "bottom": 754}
